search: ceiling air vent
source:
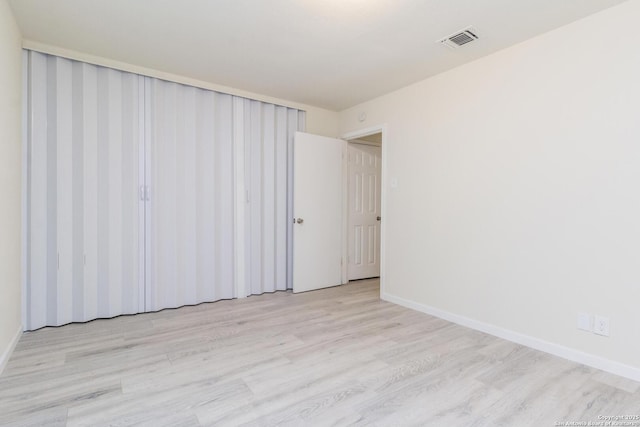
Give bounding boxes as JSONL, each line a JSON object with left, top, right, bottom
{"left": 439, "top": 27, "right": 478, "bottom": 49}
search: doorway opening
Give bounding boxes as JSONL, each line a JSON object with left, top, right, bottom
{"left": 346, "top": 134, "right": 382, "bottom": 281}
{"left": 291, "top": 125, "right": 386, "bottom": 296}
{"left": 342, "top": 125, "right": 386, "bottom": 294}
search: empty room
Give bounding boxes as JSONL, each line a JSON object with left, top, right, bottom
{"left": 1, "top": 0, "right": 640, "bottom": 425}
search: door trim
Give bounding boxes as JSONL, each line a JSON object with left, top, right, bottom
{"left": 342, "top": 124, "right": 388, "bottom": 296}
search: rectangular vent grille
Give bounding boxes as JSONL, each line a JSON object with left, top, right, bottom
{"left": 439, "top": 27, "right": 479, "bottom": 49}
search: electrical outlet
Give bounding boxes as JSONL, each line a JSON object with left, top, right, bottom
{"left": 593, "top": 315, "right": 610, "bottom": 337}
{"left": 577, "top": 312, "right": 592, "bottom": 332}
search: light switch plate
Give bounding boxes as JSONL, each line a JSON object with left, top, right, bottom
{"left": 577, "top": 312, "right": 592, "bottom": 332}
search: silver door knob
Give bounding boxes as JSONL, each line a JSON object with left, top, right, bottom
{"left": 376, "top": 216, "right": 381, "bottom": 221}
{"left": 296, "top": 218, "right": 304, "bottom": 224}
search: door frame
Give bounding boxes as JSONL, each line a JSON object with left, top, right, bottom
{"left": 342, "top": 124, "right": 388, "bottom": 296}
{"left": 346, "top": 141, "right": 381, "bottom": 281}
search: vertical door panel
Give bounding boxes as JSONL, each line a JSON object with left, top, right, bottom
{"left": 82, "top": 62, "right": 99, "bottom": 321}
{"left": 275, "top": 107, "right": 288, "bottom": 291}
{"left": 293, "top": 132, "right": 345, "bottom": 293}
{"left": 348, "top": 143, "right": 381, "bottom": 280}
{"left": 119, "top": 72, "right": 142, "bottom": 316}
{"left": 214, "top": 93, "right": 235, "bottom": 300}
{"left": 56, "top": 57, "right": 73, "bottom": 326}
{"left": 261, "top": 104, "right": 276, "bottom": 292}
{"left": 148, "top": 79, "right": 177, "bottom": 310}
{"left": 107, "top": 68, "right": 123, "bottom": 317}
{"left": 247, "top": 100, "right": 263, "bottom": 295}
{"left": 196, "top": 89, "right": 216, "bottom": 303}
{"left": 181, "top": 86, "right": 198, "bottom": 305}
{"left": 27, "top": 51, "right": 49, "bottom": 329}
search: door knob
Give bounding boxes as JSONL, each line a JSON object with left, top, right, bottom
{"left": 376, "top": 216, "right": 381, "bottom": 221}
{"left": 296, "top": 218, "right": 304, "bottom": 224}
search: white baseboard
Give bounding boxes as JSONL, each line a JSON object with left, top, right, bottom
{"left": 0, "top": 325, "right": 22, "bottom": 376}
{"left": 382, "top": 292, "right": 640, "bottom": 383}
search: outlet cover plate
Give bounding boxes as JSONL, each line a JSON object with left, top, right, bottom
{"left": 593, "top": 315, "right": 610, "bottom": 337}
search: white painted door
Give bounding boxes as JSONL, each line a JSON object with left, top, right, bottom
{"left": 293, "top": 132, "right": 346, "bottom": 293}
{"left": 348, "top": 143, "right": 381, "bottom": 280}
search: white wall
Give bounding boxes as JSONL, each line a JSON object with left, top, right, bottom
{"left": 22, "top": 41, "right": 340, "bottom": 138}
{"left": 305, "top": 106, "right": 340, "bottom": 138}
{"left": 0, "top": 0, "right": 22, "bottom": 372}
{"left": 340, "top": 0, "right": 640, "bottom": 377}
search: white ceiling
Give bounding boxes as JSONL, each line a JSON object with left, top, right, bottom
{"left": 9, "top": 0, "right": 629, "bottom": 111}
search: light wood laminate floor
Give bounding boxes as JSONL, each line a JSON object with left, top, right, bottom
{"left": 1, "top": 279, "right": 639, "bottom": 426}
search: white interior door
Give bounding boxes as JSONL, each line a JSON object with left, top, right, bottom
{"left": 293, "top": 132, "right": 345, "bottom": 293}
{"left": 348, "top": 143, "right": 382, "bottom": 280}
